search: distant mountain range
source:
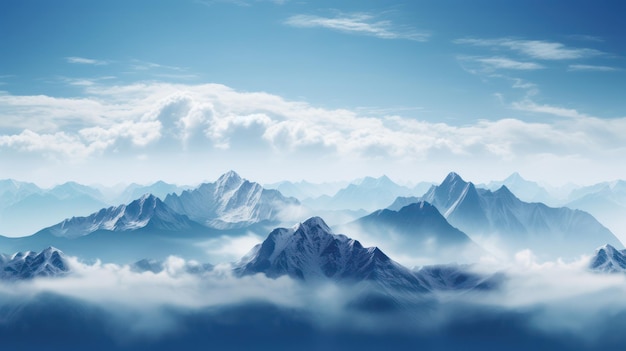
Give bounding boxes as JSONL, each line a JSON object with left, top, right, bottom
{"left": 389, "top": 172, "right": 622, "bottom": 259}
{"left": 264, "top": 180, "right": 348, "bottom": 200}
{"left": 565, "top": 180, "right": 626, "bottom": 242}
{"left": 1, "top": 170, "right": 623, "bottom": 265}
{"left": 482, "top": 172, "right": 556, "bottom": 205}
{"left": 302, "top": 175, "right": 427, "bottom": 212}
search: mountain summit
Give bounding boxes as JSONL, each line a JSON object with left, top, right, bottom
{"left": 589, "top": 244, "right": 626, "bottom": 273}
{"left": 164, "top": 171, "right": 300, "bottom": 229}
{"left": 234, "top": 216, "right": 428, "bottom": 292}
{"left": 342, "top": 201, "right": 482, "bottom": 263}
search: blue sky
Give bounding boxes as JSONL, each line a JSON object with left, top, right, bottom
{"left": 0, "top": 0, "right": 625, "bottom": 186}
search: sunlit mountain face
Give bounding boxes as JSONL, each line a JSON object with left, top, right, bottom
{"left": 1, "top": 0, "right": 625, "bottom": 350}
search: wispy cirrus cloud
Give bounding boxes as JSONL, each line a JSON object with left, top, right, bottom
{"left": 285, "top": 13, "right": 430, "bottom": 42}
{"left": 511, "top": 100, "right": 590, "bottom": 119}
{"left": 568, "top": 64, "right": 619, "bottom": 72}
{"left": 455, "top": 38, "right": 602, "bottom": 60}
{"left": 65, "top": 56, "right": 110, "bottom": 65}
{"left": 474, "top": 57, "right": 544, "bottom": 71}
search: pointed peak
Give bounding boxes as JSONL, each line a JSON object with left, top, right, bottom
{"left": 218, "top": 170, "right": 242, "bottom": 182}
{"left": 398, "top": 201, "right": 436, "bottom": 212}
{"left": 298, "top": 216, "right": 332, "bottom": 234}
{"left": 378, "top": 175, "right": 393, "bottom": 182}
{"left": 495, "top": 185, "right": 515, "bottom": 196}
{"left": 598, "top": 243, "right": 618, "bottom": 253}
{"left": 363, "top": 175, "right": 395, "bottom": 186}
{"left": 40, "top": 246, "right": 64, "bottom": 257}
{"left": 441, "top": 172, "right": 466, "bottom": 186}
{"left": 216, "top": 170, "right": 244, "bottom": 189}
{"left": 505, "top": 172, "right": 523, "bottom": 180}
{"left": 135, "top": 193, "right": 159, "bottom": 204}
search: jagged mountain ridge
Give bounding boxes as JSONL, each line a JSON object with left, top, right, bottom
{"left": 45, "top": 194, "right": 202, "bottom": 238}
{"left": 390, "top": 172, "right": 622, "bottom": 259}
{"left": 0, "top": 247, "right": 69, "bottom": 280}
{"left": 483, "top": 172, "right": 556, "bottom": 205}
{"left": 164, "top": 171, "right": 300, "bottom": 229}
{"left": 302, "top": 175, "right": 419, "bottom": 212}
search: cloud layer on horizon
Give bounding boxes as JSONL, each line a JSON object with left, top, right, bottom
{"left": 0, "top": 81, "right": 625, "bottom": 185}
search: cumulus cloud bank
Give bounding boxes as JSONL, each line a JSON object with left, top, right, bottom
{"left": 1, "top": 82, "right": 625, "bottom": 164}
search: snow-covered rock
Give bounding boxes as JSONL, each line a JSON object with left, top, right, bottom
{"left": 46, "top": 194, "right": 199, "bottom": 238}
{"left": 589, "top": 244, "right": 626, "bottom": 273}
{"left": 0, "top": 247, "right": 69, "bottom": 280}
{"left": 234, "top": 216, "right": 429, "bottom": 292}
{"left": 164, "top": 171, "right": 300, "bottom": 229}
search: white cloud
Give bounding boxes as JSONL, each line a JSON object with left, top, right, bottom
{"left": 512, "top": 100, "right": 590, "bottom": 119}
{"left": 568, "top": 64, "right": 619, "bottom": 72}
{"left": 475, "top": 57, "right": 544, "bottom": 70}
{"left": 0, "top": 82, "right": 625, "bottom": 186}
{"left": 285, "top": 13, "right": 430, "bottom": 42}
{"left": 66, "top": 56, "right": 109, "bottom": 65}
{"left": 455, "top": 38, "right": 602, "bottom": 60}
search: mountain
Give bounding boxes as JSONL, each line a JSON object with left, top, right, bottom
{"left": 48, "top": 181, "right": 105, "bottom": 201}
{"left": 483, "top": 172, "right": 556, "bottom": 205}
{"left": 164, "top": 171, "right": 301, "bottom": 229}
{"left": 565, "top": 180, "right": 626, "bottom": 241}
{"left": 0, "top": 179, "right": 42, "bottom": 207}
{"left": 113, "top": 181, "right": 189, "bottom": 204}
{"left": 0, "top": 193, "right": 218, "bottom": 263}
{"left": 568, "top": 180, "right": 626, "bottom": 202}
{"left": 0, "top": 188, "right": 109, "bottom": 237}
{"left": 588, "top": 244, "right": 626, "bottom": 273}
{"left": 43, "top": 194, "right": 202, "bottom": 238}
{"left": 264, "top": 180, "right": 348, "bottom": 200}
{"left": 340, "top": 202, "right": 482, "bottom": 264}
{"left": 0, "top": 247, "right": 69, "bottom": 280}
{"left": 303, "top": 175, "right": 417, "bottom": 212}
{"left": 391, "top": 172, "right": 622, "bottom": 259}
{"left": 234, "top": 216, "right": 429, "bottom": 292}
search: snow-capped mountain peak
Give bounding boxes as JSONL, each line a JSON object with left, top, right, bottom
{"left": 234, "top": 216, "right": 429, "bottom": 292}
{"left": 216, "top": 170, "right": 244, "bottom": 191}
{"left": 164, "top": 171, "right": 300, "bottom": 229}
{"left": 589, "top": 244, "right": 626, "bottom": 273}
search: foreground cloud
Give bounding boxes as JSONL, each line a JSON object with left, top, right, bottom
{"left": 1, "top": 251, "right": 626, "bottom": 350}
